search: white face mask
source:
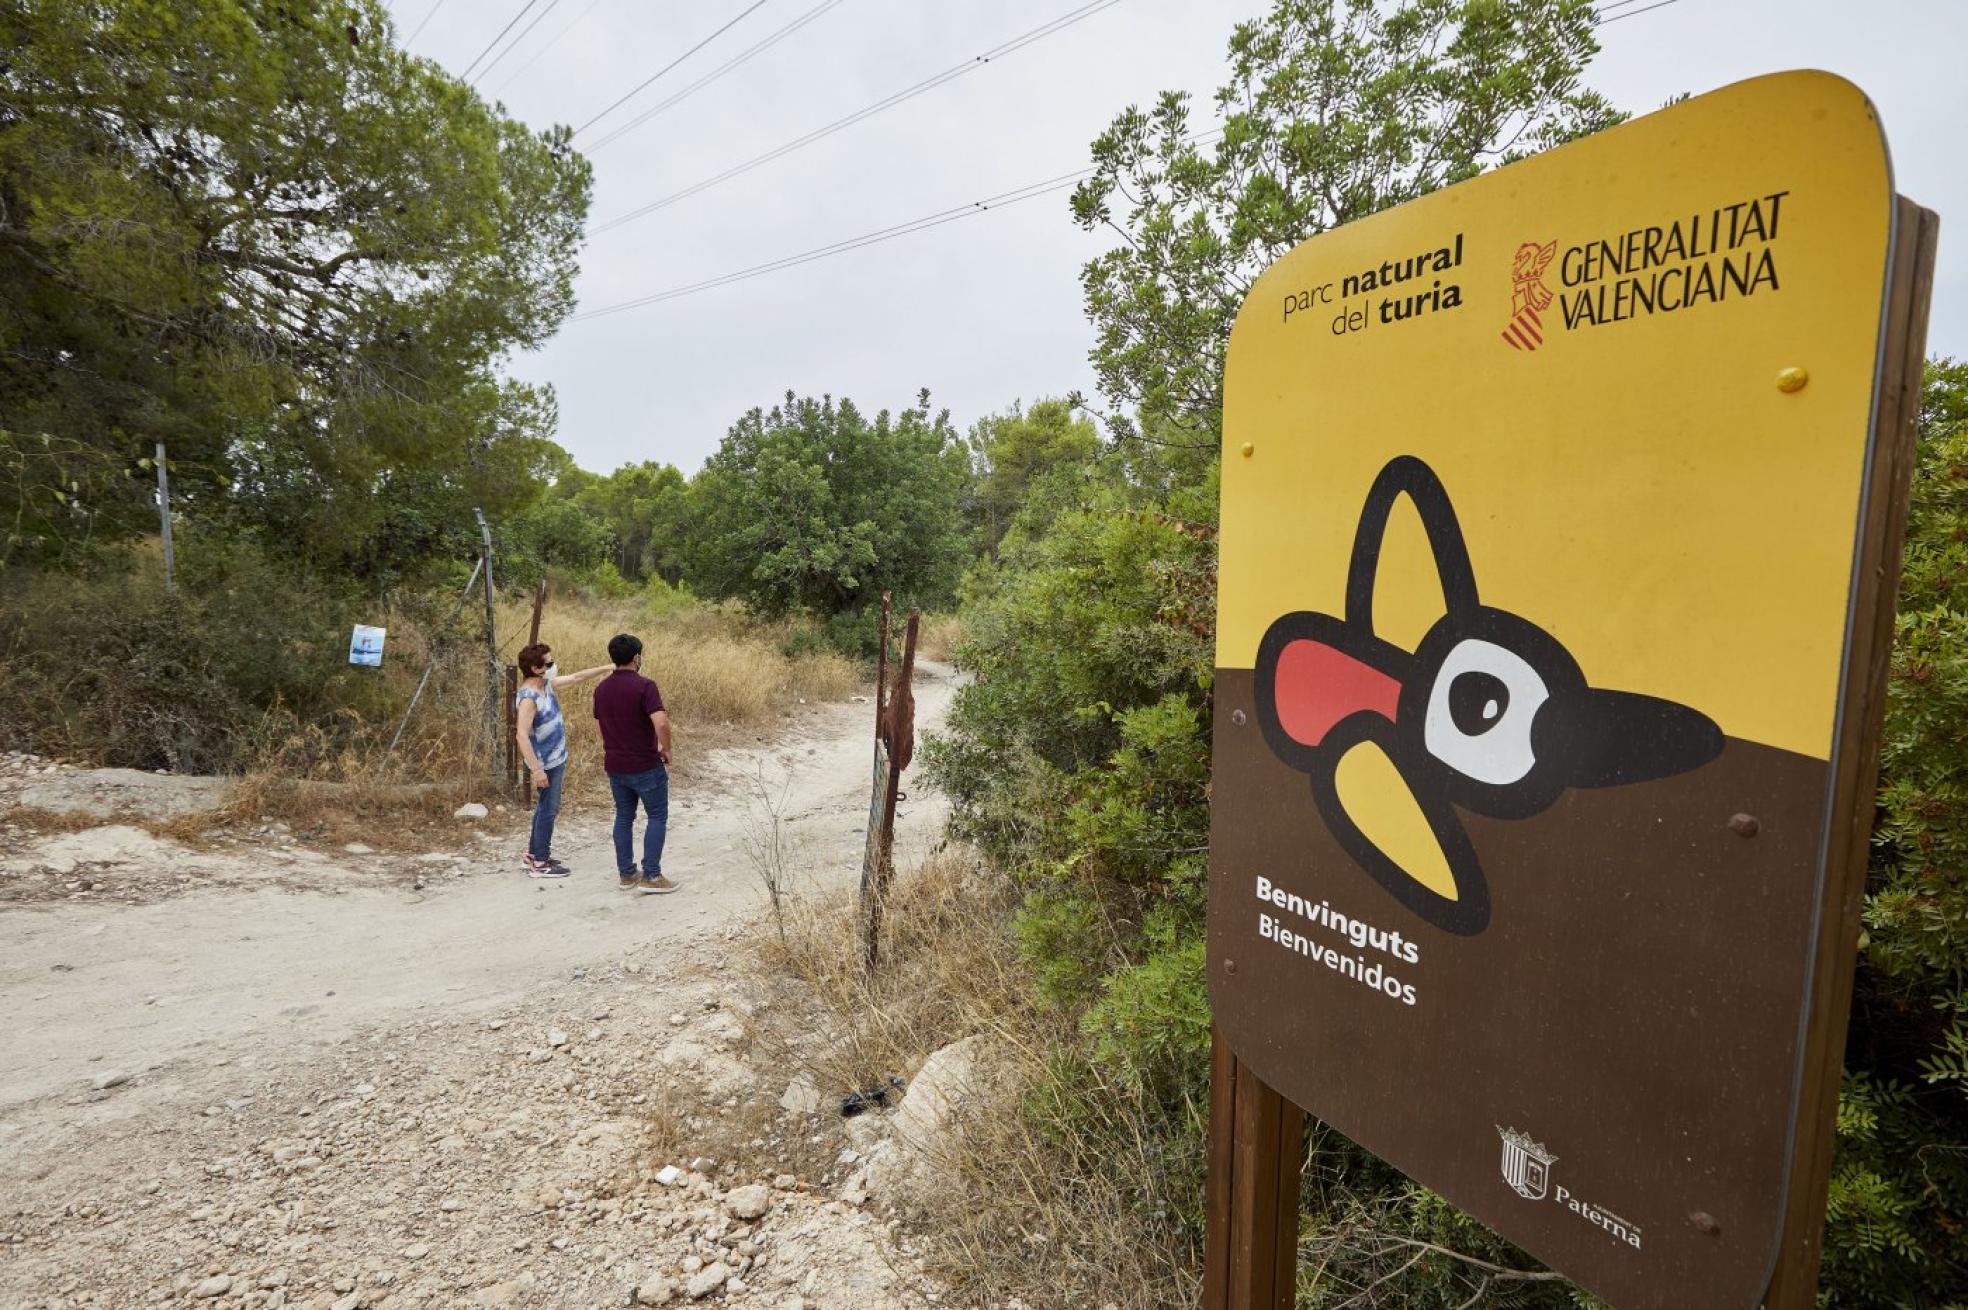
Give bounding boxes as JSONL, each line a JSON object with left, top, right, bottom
{"left": 544, "top": 662, "right": 559, "bottom": 682}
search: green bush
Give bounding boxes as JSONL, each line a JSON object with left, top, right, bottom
{"left": 1824, "top": 358, "right": 1968, "bottom": 1305}
{"left": 0, "top": 531, "right": 478, "bottom": 774}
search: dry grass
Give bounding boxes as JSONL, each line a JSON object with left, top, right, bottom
{"left": 4, "top": 805, "right": 110, "bottom": 835}
{"left": 738, "top": 850, "right": 1202, "bottom": 1310}
{"left": 501, "top": 592, "right": 863, "bottom": 812}
{"left": 913, "top": 613, "right": 961, "bottom": 664}
{"left": 503, "top": 595, "right": 860, "bottom": 729}
{"left": 103, "top": 589, "right": 866, "bottom": 846}
{"left": 746, "top": 848, "right": 1031, "bottom": 1095}
{"left": 189, "top": 772, "right": 478, "bottom": 851}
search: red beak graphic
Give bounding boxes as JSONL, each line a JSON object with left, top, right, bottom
{"left": 1271, "top": 638, "right": 1402, "bottom": 747}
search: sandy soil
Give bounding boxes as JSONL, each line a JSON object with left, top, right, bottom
{"left": 0, "top": 664, "right": 957, "bottom": 1309}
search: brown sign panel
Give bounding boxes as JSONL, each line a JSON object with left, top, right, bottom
{"left": 1208, "top": 72, "right": 1916, "bottom": 1309}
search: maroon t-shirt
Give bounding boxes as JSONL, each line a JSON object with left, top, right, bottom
{"left": 593, "top": 668, "right": 666, "bottom": 775}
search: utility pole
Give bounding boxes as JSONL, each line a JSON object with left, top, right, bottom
{"left": 155, "top": 440, "right": 175, "bottom": 596}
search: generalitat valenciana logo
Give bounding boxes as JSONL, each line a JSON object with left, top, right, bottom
{"left": 1500, "top": 240, "right": 1557, "bottom": 350}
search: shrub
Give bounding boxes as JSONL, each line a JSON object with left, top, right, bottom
{"left": 1824, "top": 357, "right": 1968, "bottom": 1304}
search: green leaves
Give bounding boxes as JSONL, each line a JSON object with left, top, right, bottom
{"left": 1, "top": 0, "right": 592, "bottom": 565}
{"left": 685, "top": 392, "right": 971, "bottom": 619}
{"left": 1072, "top": 0, "right": 1620, "bottom": 447}
{"left": 1829, "top": 358, "right": 1968, "bottom": 1303}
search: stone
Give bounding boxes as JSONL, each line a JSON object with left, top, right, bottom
{"left": 89, "top": 1070, "right": 130, "bottom": 1091}
{"left": 192, "top": 1275, "right": 232, "bottom": 1298}
{"left": 635, "top": 1280, "right": 677, "bottom": 1307}
{"left": 867, "top": 1035, "right": 1010, "bottom": 1199}
{"left": 343, "top": 843, "right": 374, "bottom": 855}
{"left": 453, "top": 802, "right": 489, "bottom": 820}
{"left": 332, "top": 1295, "right": 363, "bottom": 1310}
{"left": 777, "top": 1074, "right": 821, "bottom": 1116}
{"left": 724, "top": 1185, "right": 771, "bottom": 1221}
{"left": 402, "top": 1242, "right": 429, "bottom": 1259}
{"left": 654, "top": 1165, "right": 684, "bottom": 1187}
{"left": 547, "top": 1029, "right": 569, "bottom": 1048}
{"left": 685, "top": 1263, "right": 731, "bottom": 1299}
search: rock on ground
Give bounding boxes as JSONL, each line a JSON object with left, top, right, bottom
{"left": 863, "top": 1033, "right": 1014, "bottom": 1200}
{"left": 11, "top": 767, "right": 233, "bottom": 822}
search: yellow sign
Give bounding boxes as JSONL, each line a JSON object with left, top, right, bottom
{"left": 1219, "top": 70, "right": 1889, "bottom": 761}
{"left": 1208, "top": 71, "right": 1909, "bottom": 1310}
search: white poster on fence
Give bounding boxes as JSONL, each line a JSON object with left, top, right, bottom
{"left": 348, "top": 624, "right": 386, "bottom": 667}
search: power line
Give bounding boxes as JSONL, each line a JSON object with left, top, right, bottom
{"left": 490, "top": 0, "right": 610, "bottom": 96}
{"left": 585, "top": 0, "right": 851, "bottom": 153}
{"left": 1599, "top": 0, "right": 1686, "bottom": 23}
{"left": 573, "top": 0, "right": 774, "bottom": 137}
{"left": 573, "top": 134, "right": 1223, "bottom": 322}
{"left": 589, "top": 0, "right": 1121, "bottom": 237}
{"left": 570, "top": 0, "right": 1684, "bottom": 321}
{"left": 473, "top": 0, "right": 565, "bottom": 85}
{"left": 459, "top": 0, "right": 544, "bottom": 80}
{"left": 572, "top": 171, "right": 1097, "bottom": 321}
{"left": 406, "top": 0, "right": 446, "bottom": 44}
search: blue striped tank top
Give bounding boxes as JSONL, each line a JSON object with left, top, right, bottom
{"left": 516, "top": 685, "right": 568, "bottom": 770}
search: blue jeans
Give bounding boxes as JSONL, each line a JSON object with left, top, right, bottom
{"left": 609, "top": 765, "right": 669, "bottom": 877}
{"left": 528, "top": 762, "right": 565, "bottom": 861}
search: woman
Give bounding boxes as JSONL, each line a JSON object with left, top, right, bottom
{"left": 514, "top": 642, "right": 610, "bottom": 878}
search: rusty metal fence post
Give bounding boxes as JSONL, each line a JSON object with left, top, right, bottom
{"left": 860, "top": 598, "right": 920, "bottom": 971}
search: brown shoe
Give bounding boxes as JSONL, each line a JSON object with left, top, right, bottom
{"left": 637, "top": 875, "right": 678, "bottom": 895}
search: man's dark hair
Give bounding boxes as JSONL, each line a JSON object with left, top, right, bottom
{"left": 607, "top": 633, "right": 643, "bottom": 667}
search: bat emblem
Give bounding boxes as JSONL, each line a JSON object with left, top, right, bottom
{"left": 1252, "top": 455, "right": 1723, "bottom": 935}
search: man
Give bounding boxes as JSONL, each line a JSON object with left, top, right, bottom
{"left": 593, "top": 633, "right": 678, "bottom": 894}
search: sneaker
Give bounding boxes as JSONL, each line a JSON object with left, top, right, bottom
{"left": 617, "top": 873, "right": 639, "bottom": 889}
{"left": 547, "top": 857, "right": 572, "bottom": 875}
{"left": 524, "top": 854, "right": 568, "bottom": 880}
{"left": 637, "top": 874, "right": 679, "bottom": 895}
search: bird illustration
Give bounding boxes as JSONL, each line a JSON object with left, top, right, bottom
{"left": 1252, "top": 455, "right": 1723, "bottom": 935}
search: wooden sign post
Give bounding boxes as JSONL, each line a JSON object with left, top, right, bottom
{"left": 1204, "top": 73, "right": 1936, "bottom": 1310}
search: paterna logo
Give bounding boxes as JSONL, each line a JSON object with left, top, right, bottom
{"left": 1499, "top": 1125, "right": 1556, "bottom": 1200}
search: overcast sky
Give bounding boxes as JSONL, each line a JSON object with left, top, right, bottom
{"left": 390, "top": 0, "right": 1968, "bottom": 476}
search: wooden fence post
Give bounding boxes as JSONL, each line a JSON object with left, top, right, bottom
{"left": 862, "top": 609, "right": 918, "bottom": 971}
{"left": 1760, "top": 196, "right": 1940, "bottom": 1309}
{"left": 474, "top": 508, "right": 500, "bottom": 786}
{"left": 1204, "top": 1027, "right": 1303, "bottom": 1310}
{"left": 154, "top": 439, "right": 175, "bottom": 597}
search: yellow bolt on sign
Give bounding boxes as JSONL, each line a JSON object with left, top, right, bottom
{"left": 1209, "top": 71, "right": 1930, "bottom": 1310}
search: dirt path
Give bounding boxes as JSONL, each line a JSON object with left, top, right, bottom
{"left": 0, "top": 663, "right": 957, "bottom": 1309}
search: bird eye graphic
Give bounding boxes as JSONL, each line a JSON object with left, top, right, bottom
{"left": 1251, "top": 455, "right": 1723, "bottom": 935}
{"left": 1423, "top": 638, "right": 1550, "bottom": 785}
